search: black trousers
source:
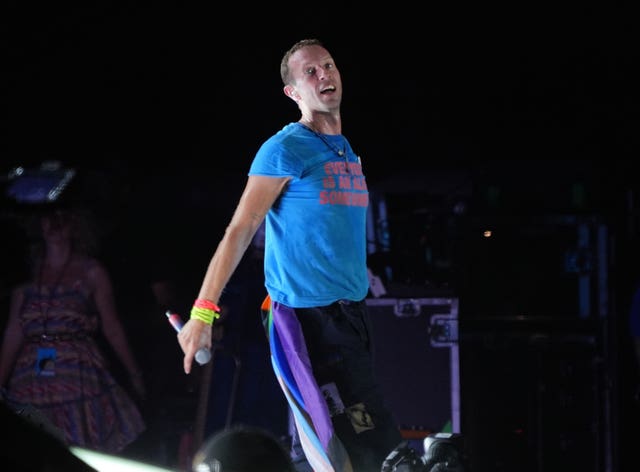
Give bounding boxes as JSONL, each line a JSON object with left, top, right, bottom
{"left": 294, "top": 299, "right": 402, "bottom": 472}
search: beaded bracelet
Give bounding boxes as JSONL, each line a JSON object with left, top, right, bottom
{"left": 190, "top": 298, "right": 221, "bottom": 325}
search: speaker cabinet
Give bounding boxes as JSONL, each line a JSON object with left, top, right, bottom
{"left": 366, "top": 297, "right": 460, "bottom": 437}
{"left": 460, "top": 316, "right": 606, "bottom": 472}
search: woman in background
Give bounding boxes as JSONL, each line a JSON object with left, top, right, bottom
{"left": 0, "top": 204, "right": 146, "bottom": 454}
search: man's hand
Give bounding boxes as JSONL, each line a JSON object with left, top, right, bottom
{"left": 177, "top": 318, "right": 212, "bottom": 374}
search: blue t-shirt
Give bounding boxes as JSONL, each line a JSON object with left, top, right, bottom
{"left": 248, "top": 122, "right": 369, "bottom": 307}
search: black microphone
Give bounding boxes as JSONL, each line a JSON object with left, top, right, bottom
{"left": 165, "top": 310, "right": 212, "bottom": 365}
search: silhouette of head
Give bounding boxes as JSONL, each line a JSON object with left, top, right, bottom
{"left": 192, "top": 426, "right": 295, "bottom": 472}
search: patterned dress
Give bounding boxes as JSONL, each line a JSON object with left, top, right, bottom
{"left": 4, "top": 276, "right": 146, "bottom": 453}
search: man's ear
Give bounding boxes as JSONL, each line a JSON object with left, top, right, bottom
{"left": 284, "top": 85, "right": 299, "bottom": 101}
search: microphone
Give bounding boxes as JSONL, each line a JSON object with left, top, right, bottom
{"left": 165, "top": 310, "right": 212, "bottom": 365}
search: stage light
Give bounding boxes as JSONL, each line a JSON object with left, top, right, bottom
{"left": 70, "top": 447, "right": 178, "bottom": 472}
{"left": 5, "top": 160, "right": 75, "bottom": 203}
{"left": 380, "top": 432, "right": 467, "bottom": 471}
{"left": 422, "top": 432, "right": 465, "bottom": 471}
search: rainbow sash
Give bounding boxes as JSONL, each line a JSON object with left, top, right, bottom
{"left": 261, "top": 295, "right": 353, "bottom": 472}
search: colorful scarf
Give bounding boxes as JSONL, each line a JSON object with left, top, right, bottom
{"left": 261, "top": 295, "right": 353, "bottom": 472}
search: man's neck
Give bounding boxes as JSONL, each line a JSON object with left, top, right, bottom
{"left": 299, "top": 109, "right": 342, "bottom": 135}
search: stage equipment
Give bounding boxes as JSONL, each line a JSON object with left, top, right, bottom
{"left": 4, "top": 160, "right": 75, "bottom": 204}
{"left": 381, "top": 433, "right": 466, "bottom": 472}
{"left": 366, "top": 297, "right": 460, "bottom": 435}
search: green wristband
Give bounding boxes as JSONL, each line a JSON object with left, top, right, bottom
{"left": 190, "top": 306, "right": 220, "bottom": 325}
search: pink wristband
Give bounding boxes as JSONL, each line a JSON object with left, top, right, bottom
{"left": 194, "top": 298, "right": 221, "bottom": 313}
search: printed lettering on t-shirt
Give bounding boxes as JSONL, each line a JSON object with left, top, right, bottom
{"left": 320, "top": 160, "right": 368, "bottom": 206}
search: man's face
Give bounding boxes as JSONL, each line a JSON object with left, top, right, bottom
{"left": 288, "top": 45, "right": 342, "bottom": 112}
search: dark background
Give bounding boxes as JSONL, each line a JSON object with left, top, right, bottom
{"left": 3, "top": 3, "right": 637, "bottom": 174}
{"left": 3, "top": 2, "right": 640, "bottom": 472}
